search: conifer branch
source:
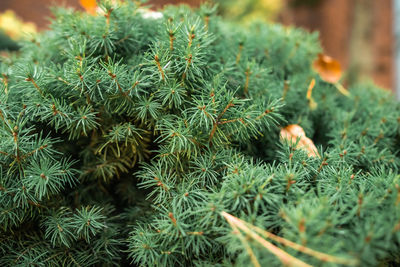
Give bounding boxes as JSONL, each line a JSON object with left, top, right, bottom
{"left": 1, "top": 73, "right": 8, "bottom": 94}
{"left": 154, "top": 55, "right": 165, "bottom": 81}
{"left": 222, "top": 211, "right": 312, "bottom": 267}
{"left": 26, "top": 77, "right": 43, "bottom": 96}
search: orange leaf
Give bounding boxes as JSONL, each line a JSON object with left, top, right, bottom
{"left": 280, "top": 124, "right": 319, "bottom": 158}
{"left": 80, "top": 0, "right": 97, "bottom": 15}
{"left": 313, "top": 53, "right": 342, "bottom": 84}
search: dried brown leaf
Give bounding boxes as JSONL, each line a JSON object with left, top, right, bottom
{"left": 280, "top": 124, "right": 319, "bottom": 157}
{"left": 313, "top": 53, "right": 342, "bottom": 84}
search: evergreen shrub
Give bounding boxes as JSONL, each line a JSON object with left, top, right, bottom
{"left": 1, "top": 1, "right": 400, "bottom": 266}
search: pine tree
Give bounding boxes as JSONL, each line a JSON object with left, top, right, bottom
{"left": 1, "top": 1, "right": 400, "bottom": 266}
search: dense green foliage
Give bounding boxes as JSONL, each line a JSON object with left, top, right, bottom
{"left": 1, "top": 1, "right": 400, "bottom": 266}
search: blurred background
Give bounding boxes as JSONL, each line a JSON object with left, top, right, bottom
{"left": 0, "top": 0, "right": 396, "bottom": 95}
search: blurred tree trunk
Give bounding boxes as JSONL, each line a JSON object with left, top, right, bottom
{"left": 348, "top": 0, "right": 373, "bottom": 85}
{"left": 370, "top": 0, "right": 394, "bottom": 90}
